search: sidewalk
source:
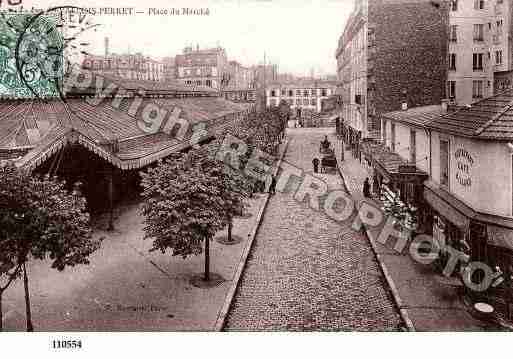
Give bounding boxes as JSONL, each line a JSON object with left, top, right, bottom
{"left": 2, "top": 187, "right": 268, "bottom": 331}
{"left": 331, "top": 134, "right": 488, "bottom": 331}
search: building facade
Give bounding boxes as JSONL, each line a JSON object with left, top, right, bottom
{"left": 175, "top": 46, "right": 229, "bottom": 89}
{"left": 265, "top": 81, "right": 337, "bottom": 113}
{"left": 365, "top": 93, "right": 513, "bottom": 317}
{"left": 82, "top": 53, "right": 165, "bottom": 81}
{"left": 162, "top": 56, "right": 176, "bottom": 82}
{"left": 448, "top": 0, "right": 497, "bottom": 105}
{"left": 226, "top": 61, "right": 255, "bottom": 90}
{"left": 143, "top": 58, "right": 165, "bottom": 82}
{"left": 336, "top": 0, "right": 448, "bottom": 140}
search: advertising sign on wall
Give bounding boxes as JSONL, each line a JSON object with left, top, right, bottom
{"left": 455, "top": 147, "right": 474, "bottom": 188}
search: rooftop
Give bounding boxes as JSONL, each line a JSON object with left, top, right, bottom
{"left": 0, "top": 95, "right": 249, "bottom": 170}
{"left": 382, "top": 104, "right": 445, "bottom": 128}
{"left": 427, "top": 89, "right": 513, "bottom": 140}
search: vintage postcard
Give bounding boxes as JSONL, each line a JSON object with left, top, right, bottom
{"left": 0, "top": 0, "right": 511, "bottom": 356}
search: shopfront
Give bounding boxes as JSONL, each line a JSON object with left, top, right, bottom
{"left": 424, "top": 182, "right": 513, "bottom": 318}
{"left": 362, "top": 139, "right": 428, "bottom": 231}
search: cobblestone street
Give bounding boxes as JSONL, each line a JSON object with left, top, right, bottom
{"left": 225, "top": 128, "right": 403, "bottom": 331}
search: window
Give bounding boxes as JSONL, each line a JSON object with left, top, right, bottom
{"left": 450, "top": 25, "right": 458, "bottom": 42}
{"left": 288, "top": 90, "right": 293, "bottom": 97}
{"left": 296, "top": 89, "right": 302, "bottom": 96}
{"left": 474, "top": 0, "right": 484, "bottom": 9}
{"left": 440, "top": 140, "right": 450, "bottom": 188}
{"left": 310, "top": 99, "right": 316, "bottom": 106}
{"left": 449, "top": 53, "right": 456, "bottom": 70}
{"left": 304, "top": 90, "right": 309, "bottom": 97}
{"left": 473, "top": 80, "right": 484, "bottom": 98}
{"left": 271, "top": 90, "right": 276, "bottom": 97}
{"left": 497, "top": 19, "right": 503, "bottom": 33}
{"left": 410, "top": 130, "right": 416, "bottom": 164}
{"left": 473, "top": 53, "right": 484, "bottom": 70}
{"left": 206, "top": 79, "right": 212, "bottom": 87}
{"left": 281, "top": 89, "right": 287, "bottom": 96}
{"left": 448, "top": 80, "right": 456, "bottom": 99}
{"left": 473, "top": 24, "right": 484, "bottom": 41}
{"left": 391, "top": 123, "right": 396, "bottom": 152}
{"left": 321, "top": 88, "right": 327, "bottom": 97}
{"left": 311, "top": 89, "right": 317, "bottom": 96}
{"left": 451, "top": 0, "right": 458, "bottom": 11}
{"left": 496, "top": 50, "right": 503, "bottom": 65}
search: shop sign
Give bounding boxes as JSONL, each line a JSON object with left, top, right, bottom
{"left": 454, "top": 147, "right": 474, "bottom": 187}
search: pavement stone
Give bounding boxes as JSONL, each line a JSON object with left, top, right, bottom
{"left": 225, "top": 128, "right": 403, "bottom": 331}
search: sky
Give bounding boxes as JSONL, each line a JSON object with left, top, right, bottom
{"left": 18, "top": 0, "right": 353, "bottom": 77}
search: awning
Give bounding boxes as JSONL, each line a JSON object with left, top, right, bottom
{"left": 487, "top": 225, "right": 513, "bottom": 251}
{"left": 424, "top": 187, "right": 470, "bottom": 230}
{"left": 363, "top": 140, "right": 427, "bottom": 183}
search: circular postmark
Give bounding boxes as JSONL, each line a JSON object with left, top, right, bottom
{"left": 12, "top": 6, "right": 98, "bottom": 100}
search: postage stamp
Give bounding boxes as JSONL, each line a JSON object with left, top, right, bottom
{"left": 0, "top": 11, "right": 62, "bottom": 98}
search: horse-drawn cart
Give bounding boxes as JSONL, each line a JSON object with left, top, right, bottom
{"left": 321, "top": 151, "right": 338, "bottom": 173}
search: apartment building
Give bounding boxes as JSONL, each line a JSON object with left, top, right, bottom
{"left": 162, "top": 56, "right": 176, "bottom": 82}
{"left": 448, "top": 0, "right": 493, "bottom": 104}
{"left": 82, "top": 53, "right": 165, "bottom": 82}
{"left": 226, "top": 61, "right": 255, "bottom": 90}
{"left": 265, "top": 81, "right": 337, "bottom": 113}
{"left": 175, "top": 46, "right": 230, "bottom": 89}
{"left": 335, "top": 0, "right": 448, "bottom": 142}
{"left": 448, "top": 0, "right": 513, "bottom": 104}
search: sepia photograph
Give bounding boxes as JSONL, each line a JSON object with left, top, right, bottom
{"left": 0, "top": 0, "right": 511, "bottom": 356}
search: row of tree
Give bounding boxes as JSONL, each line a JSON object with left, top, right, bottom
{"left": 139, "top": 102, "right": 290, "bottom": 284}
{"left": 0, "top": 102, "right": 290, "bottom": 330}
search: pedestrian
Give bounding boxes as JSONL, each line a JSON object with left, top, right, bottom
{"left": 363, "top": 177, "right": 371, "bottom": 198}
{"left": 269, "top": 175, "right": 277, "bottom": 195}
{"left": 312, "top": 158, "right": 319, "bottom": 173}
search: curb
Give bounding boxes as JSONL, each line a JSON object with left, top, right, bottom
{"left": 336, "top": 158, "right": 416, "bottom": 332}
{"left": 213, "top": 137, "right": 291, "bottom": 331}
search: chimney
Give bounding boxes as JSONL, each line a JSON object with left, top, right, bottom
{"left": 104, "top": 37, "right": 109, "bottom": 57}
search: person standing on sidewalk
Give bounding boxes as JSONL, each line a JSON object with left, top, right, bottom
{"left": 312, "top": 158, "right": 319, "bottom": 173}
{"left": 363, "top": 177, "right": 371, "bottom": 198}
{"left": 268, "top": 175, "right": 277, "bottom": 195}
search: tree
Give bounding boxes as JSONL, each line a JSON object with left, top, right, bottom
{"left": 0, "top": 250, "right": 21, "bottom": 332}
{"left": 140, "top": 146, "right": 248, "bottom": 282}
{"left": 0, "top": 163, "right": 101, "bottom": 331}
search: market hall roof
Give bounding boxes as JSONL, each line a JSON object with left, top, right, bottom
{"left": 0, "top": 96, "right": 249, "bottom": 171}
{"left": 426, "top": 89, "right": 513, "bottom": 140}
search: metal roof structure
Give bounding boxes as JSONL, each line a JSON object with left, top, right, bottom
{"left": 0, "top": 94, "right": 249, "bottom": 171}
